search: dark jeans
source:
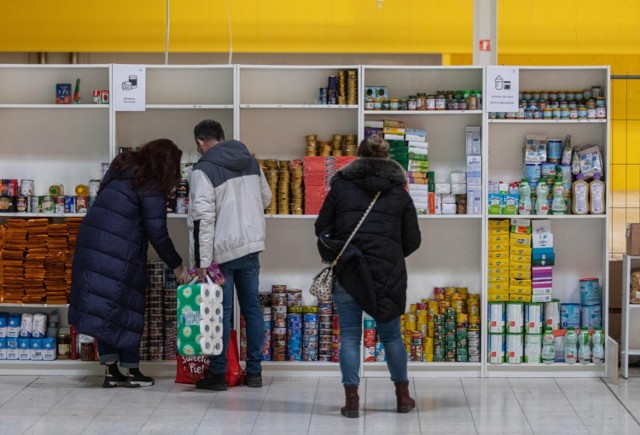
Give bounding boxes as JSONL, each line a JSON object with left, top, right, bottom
{"left": 209, "top": 253, "right": 264, "bottom": 375}
{"left": 98, "top": 341, "right": 140, "bottom": 369}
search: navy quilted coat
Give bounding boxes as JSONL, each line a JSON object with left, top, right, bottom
{"left": 68, "top": 168, "right": 182, "bottom": 351}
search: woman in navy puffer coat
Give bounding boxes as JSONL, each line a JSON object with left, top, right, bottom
{"left": 69, "top": 139, "right": 191, "bottom": 388}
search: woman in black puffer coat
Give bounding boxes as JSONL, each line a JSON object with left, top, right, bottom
{"left": 69, "top": 139, "right": 191, "bottom": 388}
{"left": 315, "top": 134, "right": 421, "bottom": 418}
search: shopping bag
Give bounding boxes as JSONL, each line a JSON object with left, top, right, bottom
{"left": 177, "top": 276, "right": 224, "bottom": 356}
{"left": 226, "top": 329, "right": 245, "bottom": 387}
{"left": 175, "top": 354, "right": 210, "bottom": 384}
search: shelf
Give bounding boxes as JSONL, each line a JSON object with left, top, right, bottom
{"left": 487, "top": 362, "right": 606, "bottom": 377}
{"left": 0, "top": 213, "right": 86, "bottom": 218}
{"left": 621, "top": 350, "right": 640, "bottom": 356}
{"left": 0, "top": 304, "right": 68, "bottom": 308}
{"left": 418, "top": 215, "right": 481, "bottom": 220}
{"left": 364, "top": 110, "right": 482, "bottom": 116}
{"left": 240, "top": 104, "right": 357, "bottom": 109}
{"left": 0, "top": 104, "right": 108, "bottom": 109}
{"left": 365, "top": 361, "right": 481, "bottom": 378}
{"left": 145, "top": 104, "right": 233, "bottom": 110}
{"left": 488, "top": 119, "right": 607, "bottom": 124}
{"left": 487, "top": 215, "right": 606, "bottom": 220}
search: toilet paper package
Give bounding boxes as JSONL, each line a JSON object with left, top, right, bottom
{"left": 177, "top": 277, "right": 224, "bottom": 356}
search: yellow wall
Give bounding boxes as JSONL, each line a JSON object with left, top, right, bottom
{"left": 1, "top": 0, "right": 639, "bottom": 62}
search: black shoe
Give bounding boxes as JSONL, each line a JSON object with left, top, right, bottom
{"left": 102, "top": 364, "right": 127, "bottom": 388}
{"left": 125, "top": 367, "right": 155, "bottom": 388}
{"left": 196, "top": 372, "right": 227, "bottom": 391}
{"left": 243, "top": 371, "right": 262, "bottom": 388}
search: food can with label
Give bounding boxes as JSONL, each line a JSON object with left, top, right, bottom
{"left": 41, "top": 196, "right": 54, "bottom": 213}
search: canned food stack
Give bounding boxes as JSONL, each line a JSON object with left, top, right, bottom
{"left": 303, "top": 156, "right": 356, "bottom": 214}
{"left": 488, "top": 219, "right": 510, "bottom": 303}
{"left": 305, "top": 135, "right": 318, "bottom": 156}
{"left": 490, "top": 86, "right": 606, "bottom": 120}
{"left": 344, "top": 134, "right": 358, "bottom": 156}
{"left": 146, "top": 261, "right": 164, "bottom": 361}
{"left": 303, "top": 308, "right": 319, "bottom": 361}
{"left": 579, "top": 278, "right": 602, "bottom": 330}
{"left": 287, "top": 308, "right": 303, "bottom": 361}
{"left": 260, "top": 292, "right": 272, "bottom": 361}
{"left": 289, "top": 160, "right": 304, "bottom": 215}
{"left": 488, "top": 302, "right": 506, "bottom": 364}
{"left": 336, "top": 69, "right": 358, "bottom": 105}
{"left": 331, "top": 134, "right": 344, "bottom": 156}
{"left": 163, "top": 267, "right": 178, "bottom": 360}
{"left": 44, "top": 223, "right": 68, "bottom": 304}
{"left": 1, "top": 219, "right": 27, "bottom": 303}
{"left": 271, "top": 285, "right": 288, "bottom": 361}
{"left": 363, "top": 316, "right": 376, "bottom": 362}
{"left": 524, "top": 301, "right": 544, "bottom": 363}
{"left": 23, "top": 218, "right": 48, "bottom": 304}
{"left": 260, "top": 159, "right": 279, "bottom": 214}
{"left": 332, "top": 301, "right": 340, "bottom": 362}
{"left": 318, "top": 300, "right": 334, "bottom": 362}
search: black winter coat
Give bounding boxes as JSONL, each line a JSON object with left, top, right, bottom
{"left": 68, "top": 169, "right": 182, "bottom": 351}
{"left": 315, "top": 158, "right": 421, "bottom": 322}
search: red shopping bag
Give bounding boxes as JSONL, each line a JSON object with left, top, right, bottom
{"left": 226, "top": 329, "right": 245, "bottom": 387}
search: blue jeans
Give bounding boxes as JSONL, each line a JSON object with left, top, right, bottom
{"left": 98, "top": 341, "right": 139, "bottom": 369}
{"left": 209, "top": 253, "right": 264, "bottom": 375}
{"left": 333, "top": 281, "right": 408, "bottom": 387}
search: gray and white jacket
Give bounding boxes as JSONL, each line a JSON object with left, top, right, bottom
{"left": 188, "top": 139, "right": 272, "bottom": 266}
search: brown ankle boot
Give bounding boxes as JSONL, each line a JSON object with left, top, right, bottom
{"left": 341, "top": 385, "right": 359, "bottom": 418}
{"left": 395, "top": 381, "right": 416, "bottom": 413}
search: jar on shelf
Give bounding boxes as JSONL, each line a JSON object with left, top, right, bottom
{"left": 57, "top": 333, "right": 70, "bottom": 359}
{"left": 426, "top": 95, "right": 436, "bottom": 110}
{"left": 399, "top": 99, "right": 409, "bottom": 110}
{"left": 435, "top": 92, "right": 446, "bottom": 110}
{"left": 416, "top": 93, "right": 427, "bottom": 110}
{"left": 408, "top": 95, "right": 417, "bottom": 110}
{"left": 390, "top": 98, "right": 399, "bottom": 110}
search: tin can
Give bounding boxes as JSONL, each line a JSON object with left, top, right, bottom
{"left": 506, "top": 302, "right": 524, "bottom": 334}
{"left": 54, "top": 196, "right": 65, "bottom": 214}
{"left": 76, "top": 196, "right": 88, "bottom": 213}
{"left": 16, "top": 196, "right": 27, "bottom": 212}
{"left": 89, "top": 179, "right": 101, "bottom": 197}
{"left": 525, "top": 302, "right": 544, "bottom": 334}
{"left": 319, "top": 87, "right": 327, "bottom": 105}
{"left": 64, "top": 195, "right": 76, "bottom": 213}
{"left": 488, "top": 302, "right": 505, "bottom": 333}
{"left": 19, "top": 179, "right": 34, "bottom": 196}
{"left": 41, "top": 196, "right": 54, "bottom": 213}
{"left": 49, "top": 184, "right": 64, "bottom": 196}
{"left": 93, "top": 89, "right": 101, "bottom": 104}
{"left": 100, "top": 90, "right": 109, "bottom": 104}
{"left": 30, "top": 196, "right": 41, "bottom": 213}
{"left": 544, "top": 299, "right": 561, "bottom": 330}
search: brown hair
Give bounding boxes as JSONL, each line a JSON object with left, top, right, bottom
{"left": 357, "top": 134, "right": 389, "bottom": 158}
{"left": 109, "top": 139, "right": 182, "bottom": 197}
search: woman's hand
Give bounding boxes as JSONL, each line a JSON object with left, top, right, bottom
{"left": 173, "top": 264, "right": 191, "bottom": 285}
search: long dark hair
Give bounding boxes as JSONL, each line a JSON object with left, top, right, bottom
{"left": 109, "top": 139, "right": 182, "bottom": 197}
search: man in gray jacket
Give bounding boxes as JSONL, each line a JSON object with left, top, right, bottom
{"left": 188, "top": 119, "right": 272, "bottom": 391}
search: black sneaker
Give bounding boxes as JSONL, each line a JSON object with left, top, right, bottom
{"left": 243, "top": 371, "right": 262, "bottom": 388}
{"left": 125, "top": 368, "right": 155, "bottom": 388}
{"left": 102, "top": 372, "right": 127, "bottom": 388}
{"left": 196, "top": 372, "right": 227, "bottom": 391}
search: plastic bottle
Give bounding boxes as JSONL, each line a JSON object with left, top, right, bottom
{"left": 592, "top": 327, "right": 605, "bottom": 364}
{"left": 578, "top": 326, "right": 591, "bottom": 364}
{"left": 535, "top": 180, "right": 549, "bottom": 215}
{"left": 571, "top": 173, "right": 589, "bottom": 215}
{"left": 551, "top": 177, "right": 566, "bottom": 215}
{"left": 517, "top": 178, "right": 532, "bottom": 215}
{"left": 564, "top": 327, "right": 578, "bottom": 364}
{"left": 561, "top": 134, "right": 573, "bottom": 165}
{"left": 180, "top": 152, "right": 192, "bottom": 180}
{"left": 589, "top": 172, "right": 605, "bottom": 214}
{"left": 541, "top": 327, "right": 556, "bottom": 364}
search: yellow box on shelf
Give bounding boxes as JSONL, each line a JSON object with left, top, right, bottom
{"left": 510, "top": 254, "right": 531, "bottom": 264}
{"left": 488, "top": 235, "right": 509, "bottom": 244}
{"left": 489, "top": 219, "right": 510, "bottom": 228}
{"left": 510, "top": 270, "right": 532, "bottom": 280}
{"left": 488, "top": 267, "right": 509, "bottom": 275}
{"left": 510, "top": 262, "right": 532, "bottom": 271}
{"left": 488, "top": 293, "right": 510, "bottom": 302}
{"left": 509, "top": 294, "right": 532, "bottom": 303}
{"left": 511, "top": 278, "right": 531, "bottom": 287}
{"left": 488, "top": 227, "right": 509, "bottom": 235}
{"left": 488, "top": 251, "right": 509, "bottom": 259}
{"left": 488, "top": 274, "right": 510, "bottom": 283}
{"left": 510, "top": 286, "right": 532, "bottom": 295}
{"left": 488, "top": 243, "right": 509, "bottom": 252}
{"left": 510, "top": 246, "right": 532, "bottom": 256}
{"left": 488, "top": 258, "right": 510, "bottom": 268}
{"left": 510, "top": 234, "right": 532, "bottom": 246}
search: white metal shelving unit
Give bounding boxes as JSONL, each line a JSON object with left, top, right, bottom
{"left": 621, "top": 254, "right": 640, "bottom": 378}
{"left": 484, "top": 66, "right": 610, "bottom": 378}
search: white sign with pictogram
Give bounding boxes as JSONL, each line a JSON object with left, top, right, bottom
{"left": 113, "top": 64, "right": 146, "bottom": 111}
{"left": 485, "top": 66, "right": 519, "bottom": 112}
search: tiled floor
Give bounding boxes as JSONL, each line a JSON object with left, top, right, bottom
{"left": 2, "top": 374, "right": 640, "bottom": 434}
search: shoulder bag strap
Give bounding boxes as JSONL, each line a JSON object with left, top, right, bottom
{"left": 331, "top": 191, "right": 381, "bottom": 267}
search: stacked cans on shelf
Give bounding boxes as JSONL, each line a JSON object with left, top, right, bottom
{"left": 139, "top": 262, "right": 179, "bottom": 361}
{"left": 259, "top": 160, "right": 304, "bottom": 215}
{"left": 271, "top": 285, "right": 288, "bottom": 361}
{"left": 286, "top": 288, "right": 303, "bottom": 361}
{"left": 303, "top": 308, "right": 319, "bottom": 361}
{"left": 320, "top": 69, "right": 357, "bottom": 105}
{"left": 259, "top": 293, "right": 272, "bottom": 360}
{"left": 318, "top": 300, "right": 335, "bottom": 362}
{"left": 397, "top": 288, "right": 480, "bottom": 363}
